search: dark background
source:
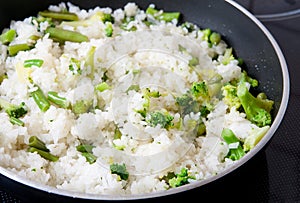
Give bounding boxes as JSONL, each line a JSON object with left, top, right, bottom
{"left": 1, "top": 0, "right": 300, "bottom": 202}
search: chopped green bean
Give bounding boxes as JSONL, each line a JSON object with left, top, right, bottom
{"left": 24, "top": 59, "right": 44, "bottom": 68}
{"left": 28, "top": 147, "right": 59, "bottom": 162}
{"left": 9, "top": 117, "right": 24, "bottom": 126}
{"left": 31, "top": 85, "right": 50, "bottom": 112}
{"left": 47, "top": 91, "right": 69, "bottom": 109}
{"left": 28, "top": 136, "right": 49, "bottom": 152}
{"left": 146, "top": 7, "right": 180, "bottom": 22}
{"left": 45, "top": 27, "right": 89, "bottom": 43}
{"left": 8, "top": 44, "right": 32, "bottom": 56}
{"left": 0, "top": 29, "right": 16, "bottom": 45}
{"left": 38, "top": 10, "right": 78, "bottom": 21}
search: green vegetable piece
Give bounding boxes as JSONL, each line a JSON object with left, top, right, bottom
{"left": 237, "top": 83, "right": 273, "bottom": 127}
{"left": 243, "top": 126, "right": 270, "bottom": 152}
{"left": 239, "top": 70, "right": 258, "bottom": 88}
{"left": 202, "top": 28, "right": 211, "bottom": 42}
{"left": 9, "top": 117, "right": 24, "bottom": 126}
{"left": 38, "top": 11, "right": 78, "bottom": 21}
{"left": 146, "top": 111, "right": 174, "bottom": 129}
{"left": 222, "top": 48, "right": 235, "bottom": 65}
{"left": 221, "top": 128, "right": 245, "bottom": 161}
{"left": 181, "top": 22, "right": 196, "bottom": 33}
{"left": 105, "top": 22, "right": 113, "bottom": 37}
{"left": 45, "top": 27, "right": 89, "bottom": 43}
{"left": 31, "top": 85, "right": 51, "bottom": 112}
{"left": 76, "top": 144, "right": 94, "bottom": 153}
{"left": 83, "top": 46, "right": 95, "bottom": 77}
{"left": 209, "top": 32, "right": 221, "bottom": 45}
{"left": 28, "top": 147, "right": 59, "bottom": 162}
{"left": 28, "top": 136, "right": 49, "bottom": 152}
{"left": 0, "top": 74, "right": 8, "bottom": 84}
{"left": 168, "top": 168, "right": 195, "bottom": 188}
{"left": 0, "top": 29, "right": 16, "bottom": 45}
{"left": 126, "top": 84, "right": 140, "bottom": 93}
{"left": 188, "top": 56, "right": 199, "bottom": 67}
{"left": 95, "top": 82, "right": 111, "bottom": 92}
{"left": 47, "top": 91, "right": 69, "bottom": 109}
{"left": 76, "top": 144, "right": 97, "bottom": 164}
{"left": 8, "top": 44, "right": 32, "bottom": 56}
{"left": 191, "top": 81, "right": 209, "bottom": 100}
{"left": 114, "top": 126, "right": 122, "bottom": 140}
{"left": 72, "top": 100, "right": 92, "bottom": 115}
{"left": 175, "top": 93, "right": 199, "bottom": 116}
{"left": 222, "top": 84, "right": 241, "bottom": 109}
{"left": 81, "top": 152, "right": 97, "bottom": 164}
{"left": 146, "top": 7, "right": 180, "bottom": 22}
{"left": 102, "top": 13, "right": 114, "bottom": 23}
{"left": 0, "top": 98, "right": 27, "bottom": 119}
{"left": 24, "top": 59, "right": 44, "bottom": 68}
{"left": 69, "top": 57, "right": 82, "bottom": 75}
{"left": 110, "top": 163, "right": 129, "bottom": 181}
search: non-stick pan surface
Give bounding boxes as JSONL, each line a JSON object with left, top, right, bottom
{"left": 0, "top": 0, "right": 289, "bottom": 202}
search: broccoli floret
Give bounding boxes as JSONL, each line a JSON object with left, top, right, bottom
{"left": 243, "top": 126, "right": 270, "bottom": 152}
{"left": 175, "top": 93, "right": 199, "bottom": 116}
{"left": 191, "top": 81, "right": 209, "bottom": 102}
{"left": 221, "top": 128, "right": 245, "bottom": 161}
{"left": 110, "top": 163, "right": 129, "bottom": 181}
{"left": 0, "top": 98, "right": 27, "bottom": 126}
{"left": 239, "top": 70, "right": 258, "bottom": 87}
{"left": 222, "top": 84, "right": 241, "bottom": 109}
{"left": 167, "top": 168, "right": 195, "bottom": 188}
{"left": 0, "top": 98, "right": 27, "bottom": 118}
{"left": 146, "top": 111, "right": 174, "bottom": 129}
{"left": 237, "top": 83, "right": 274, "bottom": 127}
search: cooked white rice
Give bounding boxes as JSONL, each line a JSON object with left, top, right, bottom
{"left": 0, "top": 2, "right": 272, "bottom": 196}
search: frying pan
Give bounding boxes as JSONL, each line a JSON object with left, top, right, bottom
{"left": 0, "top": 0, "right": 289, "bottom": 202}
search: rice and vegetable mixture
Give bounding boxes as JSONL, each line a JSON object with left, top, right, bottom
{"left": 0, "top": 2, "right": 274, "bottom": 195}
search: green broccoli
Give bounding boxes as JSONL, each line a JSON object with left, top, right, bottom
{"left": 222, "top": 84, "right": 241, "bottom": 109}
{"left": 239, "top": 70, "right": 258, "bottom": 88}
{"left": 146, "top": 111, "right": 174, "bottom": 129}
{"left": 243, "top": 126, "right": 270, "bottom": 152}
{"left": 167, "top": 168, "right": 195, "bottom": 188}
{"left": 190, "top": 81, "right": 209, "bottom": 102}
{"left": 175, "top": 93, "right": 199, "bottom": 116}
{"left": 0, "top": 98, "right": 27, "bottom": 126}
{"left": 221, "top": 128, "right": 245, "bottom": 161}
{"left": 237, "top": 83, "right": 273, "bottom": 127}
{"left": 110, "top": 163, "right": 129, "bottom": 181}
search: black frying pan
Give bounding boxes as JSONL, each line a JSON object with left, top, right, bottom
{"left": 0, "top": 0, "right": 289, "bottom": 202}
